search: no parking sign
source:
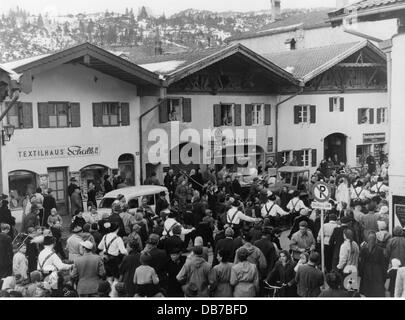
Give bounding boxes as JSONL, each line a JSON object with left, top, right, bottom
{"left": 312, "top": 182, "right": 331, "bottom": 203}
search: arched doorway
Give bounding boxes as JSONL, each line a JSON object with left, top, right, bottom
{"left": 8, "top": 170, "right": 39, "bottom": 209}
{"left": 80, "top": 164, "right": 110, "bottom": 195}
{"left": 324, "top": 133, "right": 347, "bottom": 164}
{"left": 118, "top": 154, "right": 135, "bottom": 186}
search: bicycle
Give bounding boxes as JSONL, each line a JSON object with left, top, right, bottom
{"left": 263, "top": 280, "right": 284, "bottom": 298}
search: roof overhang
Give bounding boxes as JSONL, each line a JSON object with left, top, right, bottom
{"left": 7, "top": 42, "right": 161, "bottom": 87}
{"left": 302, "top": 40, "right": 386, "bottom": 83}
{"left": 164, "top": 43, "right": 301, "bottom": 87}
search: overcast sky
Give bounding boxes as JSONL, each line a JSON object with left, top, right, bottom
{"left": 0, "top": 0, "right": 340, "bottom": 16}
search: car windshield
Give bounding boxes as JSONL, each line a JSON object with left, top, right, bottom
{"left": 99, "top": 198, "right": 116, "bottom": 209}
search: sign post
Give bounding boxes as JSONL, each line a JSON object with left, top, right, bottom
{"left": 312, "top": 182, "right": 332, "bottom": 277}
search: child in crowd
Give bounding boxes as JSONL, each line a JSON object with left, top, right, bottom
{"left": 133, "top": 253, "right": 161, "bottom": 297}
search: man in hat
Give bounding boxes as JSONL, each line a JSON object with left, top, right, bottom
{"left": 108, "top": 202, "right": 126, "bottom": 237}
{"left": 290, "top": 221, "right": 316, "bottom": 262}
{"left": 21, "top": 203, "right": 40, "bottom": 233}
{"left": 156, "top": 191, "right": 169, "bottom": 216}
{"left": 213, "top": 227, "right": 237, "bottom": 266}
{"left": 286, "top": 191, "right": 307, "bottom": 220}
{"left": 163, "top": 224, "right": 185, "bottom": 255}
{"left": 162, "top": 209, "right": 195, "bottom": 238}
{"left": 70, "top": 186, "right": 83, "bottom": 217}
{"left": 43, "top": 188, "right": 57, "bottom": 227}
{"left": 167, "top": 247, "right": 187, "bottom": 297}
{"left": 98, "top": 222, "right": 128, "bottom": 282}
{"left": 37, "top": 236, "right": 72, "bottom": 274}
{"left": 261, "top": 193, "right": 289, "bottom": 227}
{"left": 0, "top": 223, "right": 13, "bottom": 279}
{"left": 68, "top": 177, "right": 79, "bottom": 197}
{"left": 288, "top": 208, "right": 315, "bottom": 240}
{"left": 71, "top": 240, "right": 106, "bottom": 297}
{"left": 226, "top": 200, "right": 260, "bottom": 237}
{"left": 66, "top": 225, "right": 84, "bottom": 262}
{"left": 254, "top": 227, "right": 278, "bottom": 277}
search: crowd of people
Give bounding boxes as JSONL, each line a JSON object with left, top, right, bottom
{"left": 0, "top": 155, "right": 404, "bottom": 299}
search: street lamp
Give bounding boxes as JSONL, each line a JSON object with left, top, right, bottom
{"left": 2, "top": 124, "right": 15, "bottom": 145}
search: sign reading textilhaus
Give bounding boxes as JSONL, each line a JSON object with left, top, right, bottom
{"left": 18, "top": 145, "right": 101, "bottom": 160}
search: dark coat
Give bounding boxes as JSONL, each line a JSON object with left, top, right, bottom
{"left": 119, "top": 251, "right": 141, "bottom": 297}
{"left": 164, "top": 235, "right": 185, "bottom": 254}
{"left": 68, "top": 183, "right": 78, "bottom": 197}
{"left": 329, "top": 225, "right": 349, "bottom": 270}
{"left": 192, "top": 200, "right": 206, "bottom": 227}
{"left": 295, "top": 264, "right": 324, "bottom": 297}
{"left": 43, "top": 194, "right": 57, "bottom": 222}
{"left": 156, "top": 198, "right": 169, "bottom": 215}
{"left": 87, "top": 189, "right": 97, "bottom": 208}
{"left": 213, "top": 237, "right": 236, "bottom": 266}
{"left": 359, "top": 246, "right": 386, "bottom": 297}
{"left": 386, "top": 236, "right": 405, "bottom": 266}
{"left": 104, "top": 181, "right": 113, "bottom": 194}
{"left": 21, "top": 213, "right": 39, "bottom": 233}
{"left": 148, "top": 246, "right": 169, "bottom": 287}
{"left": 26, "top": 236, "right": 39, "bottom": 273}
{"left": 254, "top": 238, "right": 278, "bottom": 276}
{"left": 70, "top": 192, "right": 83, "bottom": 215}
{"left": 232, "top": 180, "right": 242, "bottom": 197}
{"left": 267, "top": 261, "right": 297, "bottom": 297}
{"left": 72, "top": 253, "right": 105, "bottom": 295}
{"left": 0, "top": 205, "right": 15, "bottom": 227}
{"left": 0, "top": 233, "right": 13, "bottom": 279}
{"left": 107, "top": 213, "right": 126, "bottom": 237}
{"left": 167, "top": 256, "right": 187, "bottom": 297}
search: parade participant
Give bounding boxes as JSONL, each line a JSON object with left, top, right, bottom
{"left": 163, "top": 225, "right": 185, "bottom": 254}
{"left": 176, "top": 246, "right": 211, "bottom": 297}
{"left": 227, "top": 200, "right": 260, "bottom": 236}
{"left": 254, "top": 227, "right": 278, "bottom": 277}
{"left": 71, "top": 241, "right": 105, "bottom": 297}
{"left": 286, "top": 191, "right": 307, "bottom": 220}
{"left": 134, "top": 252, "right": 162, "bottom": 297}
{"left": 359, "top": 231, "right": 386, "bottom": 297}
{"left": 166, "top": 247, "right": 187, "bottom": 297}
{"left": 0, "top": 224, "right": 13, "bottom": 279}
{"left": 261, "top": 193, "right": 289, "bottom": 227}
{"left": 98, "top": 222, "right": 128, "bottom": 282}
{"left": 37, "top": 236, "right": 72, "bottom": 273}
{"left": 66, "top": 226, "right": 84, "bottom": 262}
{"left": 336, "top": 229, "right": 359, "bottom": 275}
{"left": 290, "top": 221, "right": 316, "bottom": 262}
{"left": 119, "top": 239, "right": 141, "bottom": 297}
{"left": 267, "top": 250, "right": 297, "bottom": 297}
{"left": 370, "top": 177, "right": 389, "bottom": 196}
{"left": 13, "top": 244, "right": 28, "bottom": 281}
{"left": 234, "top": 232, "right": 267, "bottom": 278}
{"left": 295, "top": 252, "right": 324, "bottom": 297}
{"left": 209, "top": 249, "right": 233, "bottom": 297}
{"left": 162, "top": 209, "right": 195, "bottom": 238}
{"left": 350, "top": 181, "right": 371, "bottom": 201}
{"left": 230, "top": 247, "right": 259, "bottom": 297}
{"left": 317, "top": 214, "right": 339, "bottom": 272}
{"left": 318, "top": 272, "right": 350, "bottom": 297}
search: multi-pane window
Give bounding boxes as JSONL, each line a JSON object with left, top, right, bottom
{"left": 358, "top": 108, "right": 375, "bottom": 124}
{"left": 377, "top": 107, "right": 387, "bottom": 124}
{"left": 294, "top": 105, "right": 316, "bottom": 124}
{"left": 49, "top": 103, "right": 68, "bottom": 128}
{"left": 159, "top": 98, "right": 192, "bottom": 123}
{"left": 299, "top": 105, "right": 309, "bottom": 123}
{"left": 38, "top": 102, "right": 80, "bottom": 128}
{"left": 251, "top": 104, "right": 263, "bottom": 126}
{"left": 302, "top": 149, "right": 310, "bottom": 167}
{"left": 329, "top": 97, "right": 344, "bottom": 112}
{"left": 102, "top": 103, "right": 119, "bottom": 126}
{"left": 5, "top": 102, "right": 33, "bottom": 129}
{"left": 221, "top": 104, "right": 234, "bottom": 126}
{"left": 282, "top": 151, "right": 291, "bottom": 164}
{"left": 168, "top": 98, "right": 181, "bottom": 121}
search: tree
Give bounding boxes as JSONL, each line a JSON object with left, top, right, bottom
{"left": 138, "top": 6, "right": 148, "bottom": 20}
{"left": 37, "top": 14, "right": 44, "bottom": 28}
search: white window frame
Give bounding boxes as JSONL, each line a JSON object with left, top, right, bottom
{"left": 332, "top": 97, "right": 340, "bottom": 112}
{"left": 359, "top": 108, "right": 370, "bottom": 124}
{"left": 282, "top": 151, "right": 292, "bottom": 164}
{"left": 299, "top": 105, "right": 310, "bottom": 124}
{"left": 379, "top": 107, "right": 387, "bottom": 124}
{"left": 102, "top": 102, "right": 119, "bottom": 127}
{"left": 167, "top": 98, "right": 182, "bottom": 122}
{"left": 220, "top": 103, "right": 234, "bottom": 126}
{"left": 251, "top": 103, "right": 264, "bottom": 126}
{"left": 302, "top": 149, "right": 311, "bottom": 167}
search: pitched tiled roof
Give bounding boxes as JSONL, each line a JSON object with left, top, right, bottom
{"left": 329, "top": 0, "right": 405, "bottom": 19}
{"left": 264, "top": 40, "right": 384, "bottom": 82}
{"left": 227, "top": 9, "right": 332, "bottom": 42}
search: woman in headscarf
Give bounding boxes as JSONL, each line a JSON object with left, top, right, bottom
{"left": 267, "top": 250, "right": 297, "bottom": 297}
{"left": 230, "top": 248, "right": 259, "bottom": 297}
{"left": 209, "top": 249, "right": 233, "bottom": 297}
{"left": 359, "top": 231, "right": 387, "bottom": 297}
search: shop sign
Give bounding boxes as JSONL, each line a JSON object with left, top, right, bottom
{"left": 363, "top": 133, "right": 386, "bottom": 144}
{"left": 395, "top": 203, "right": 405, "bottom": 228}
{"left": 18, "top": 145, "right": 101, "bottom": 160}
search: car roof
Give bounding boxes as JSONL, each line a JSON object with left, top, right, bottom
{"left": 277, "top": 166, "right": 310, "bottom": 173}
{"left": 102, "top": 185, "right": 168, "bottom": 199}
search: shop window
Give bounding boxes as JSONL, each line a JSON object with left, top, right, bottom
{"left": 329, "top": 97, "right": 344, "bottom": 112}
{"left": 358, "top": 108, "right": 375, "bottom": 124}
{"left": 8, "top": 170, "right": 38, "bottom": 208}
{"left": 92, "top": 102, "right": 130, "bottom": 127}
{"left": 159, "top": 98, "right": 192, "bottom": 123}
{"left": 356, "top": 144, "right": 371, "bottom": 166}
{"left": 294, "top": 105, "right": 316, "bottom": 124}
{"left": 377, "top": 108, "right": 387, "bottom": 124}
{"left": 5, "top": 102, "right": 33, "bottom": 129}
{"left": 38, "top": 102, "right": 80, "bottom": 128}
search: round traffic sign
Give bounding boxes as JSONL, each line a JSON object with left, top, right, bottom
{"left": 313, "top": 182, "right": 331, "bottom": 203}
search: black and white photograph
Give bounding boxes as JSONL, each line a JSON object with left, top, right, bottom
{"left": 0, "top": 0, "right": 404, "bottom": 305}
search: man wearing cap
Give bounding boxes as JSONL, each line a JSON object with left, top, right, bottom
{"left": 162, "top": 209, "right": 195, "bottom": 238}
{"left": 108, "top": 202, "right": 126, "bottom": 237}
{"left": 261, "top": 193, "right": 289, "bottom": 227}
{"left": 226, "top": 200, "right": 260, "bottom": 237}
{"left": 37, "top": 236, "right": 72, "bottom": 274}
{"left": 156, "top": 191, "right": 169, "bottom": 216}
{"left": 288, "top": 208, "right": 315, "bottom": 240}
{"left": 290, "top": 221, "right": 316, "bottom": 262}
{"left": 71, "top": 240, "right": 106, "bottom": 297}
{"left": 167, "top": 247, "right": 187, "bottom": 297}
{"left": 66, "top": 225, "right": 84, "bottom": 262}
{"left": 163, "top": 224, "right": 185, "bottom": 254}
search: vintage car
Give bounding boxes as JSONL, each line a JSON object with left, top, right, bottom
{"left": 265, "top": 166, "right": 310, "bottom": 194}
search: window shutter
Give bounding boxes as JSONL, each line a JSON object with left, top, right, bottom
{"left": 377, "top": 108, "right": 381, "bottom": 124}
{"left": 213, "top": 104, "right": 221, "bottom": 127}
{"left": 22, "top": 102, "right": 33, "bottom": 128}
{"left": 182, "top": 98, "right": 192, "bottom": 122}
{"left": 358, "top": 108, "right": 363, "bottom": 124}
{"left": 294, "top": 105, "right": 300, "bottom": 124}
{"left": 245, "top": 104, "right": 252, "bottom": 126}
{"left": 329, "top": 98, "right": 334, "bottom": 112}
{"left": 120, "top": 102, "right": 130, "bottom": 126}
{"left": 276, "top": 152, "right": 284, "bottom": 167}
{"left": 38, "top": 103, "right": 50, "bottom": 128}
{"left": 69, "top": 103, "right": 81, "bottom": 127}
{"left": 264, "top": 104, "right": 271, "bottom": 125}
{"left": 369, "top": 108, "right": 374, "bottom": 124}
{"left": 159, "top": 100, "right": 169, "bottom": 123}
{"left": 310, "top": 105, "right": 316, "bottom": 124}
{"left": 340, "top": 97, "right": 344, "bottom": 112}
{"left": 234, "top": 104, "right": 242, "bottom": 126}
{"left": 311, "top": 149, "right": 317, "bottom": 167}
{"left": 92, "top": 103, "right": 103, "bottom": 127}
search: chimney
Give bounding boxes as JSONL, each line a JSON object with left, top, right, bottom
{"left": 336, "top": 0, "right": 349, "bottom": 9}
{"left": 271, "top": 0, "right": 281, "bottom": 21}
